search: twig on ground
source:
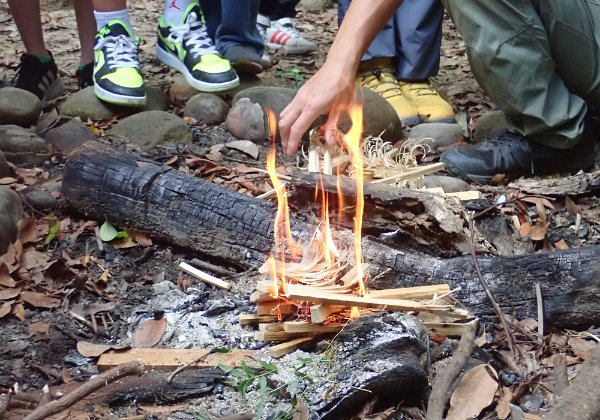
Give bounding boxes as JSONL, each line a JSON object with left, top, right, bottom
{"left": 536, "top": 283, "right": 544, "bottom": 342}
{"left": 69, "top": 311, "right": 111, "bottom": 339}
{"left": 179, "top": 262, "right": 231, "bottom": 289}
{"left": 191, "top": 258, "right": 235, "bottom": 277}
{"left": 23, "top": 361, "right": 144, "bottom": 420}
{"left": 468, "top": 215, "right": 517, "bottom": 358}
{"left": 426, "top": 319, "right": 478, "bottom": 420}
{"left": 166, "top": 348, "right": 216, "bottom": 383}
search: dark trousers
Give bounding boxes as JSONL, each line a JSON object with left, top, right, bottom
{"left": 200, "top": 0, "right": 264, "bottom": 55}
{"left": 259, "top": 0, "right": 300, "bottom": 19}
{"left": 444, "top": 0, "right": 600, "bottom": 147}
{"left": 338, "top": 0, "right": 445, "bottom": 80}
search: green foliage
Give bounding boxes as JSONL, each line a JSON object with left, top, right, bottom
{"left": 98, "top": 220, "right": 128, "bottom": 242}
{"left": 43, "top": 217, "right": 60, "bottom": 245}
{"left": 275, "top": 66, "right": 305, "bottom": 89}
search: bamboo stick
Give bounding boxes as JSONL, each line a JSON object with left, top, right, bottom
{"left": 269, "top": 337, "right": 315, "bottom": 358}
{"left": 178, "top": 262, "right": 231, "bottom": 290}
{"left": 371, "top": 162, "right": 445, "bottom": 184}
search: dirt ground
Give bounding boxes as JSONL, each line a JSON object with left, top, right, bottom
{"left": 1, "top": 1, "right": 600, "bottom": 419}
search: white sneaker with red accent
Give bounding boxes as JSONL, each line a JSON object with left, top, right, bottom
{"left": 264, "top": 17, "right": 317, "bottom": 55}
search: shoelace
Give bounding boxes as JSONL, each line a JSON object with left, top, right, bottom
{"left": 400, "top": 82, "right": 437, "bottom": 97}
{"left": 359, "top": 67, "right": 402, "bottom": 100}
{"left": 168, "top": 12, "right": 217, "bottom": 56}
{"left": 95, "top": 35, "right": 140, "bottom": 70}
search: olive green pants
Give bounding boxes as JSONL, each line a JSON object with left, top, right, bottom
{"left": 443, "top": 0, "right": 600, "bottom": 148}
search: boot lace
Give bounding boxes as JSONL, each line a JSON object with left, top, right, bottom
{"left": 359, "top": 67, "right": 402, "bottom": 100}
{"left": 167, "top": 12, "right": 217, "bottom": 56}
{"left": 95, "top": 35, "right": 140, "bottom": 70}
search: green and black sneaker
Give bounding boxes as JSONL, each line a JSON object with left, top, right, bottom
{"left": 156, "top": 3, "right": 239, "bottom": 92}
{"left": 93, "top": 20, "right": 146, "bottom": 106}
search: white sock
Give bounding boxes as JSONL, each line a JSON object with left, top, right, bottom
{"left": 163, "top": 0, "right": 195, "bottom": 25}
{"left": 94, "top": 9, "right": 134, "bottom": 34}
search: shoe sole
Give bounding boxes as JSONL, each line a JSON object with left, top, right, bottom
{"left": 423, "top": 117, "right": 456, "bottom": 124}
{"left": 94, "top": 84, "right": 146, "bottom": 107}
{"left": 401, "top": 116, "right": 420, "bottom": 127}
{"left": 42, "top": 77, "right": 65, "bottom": 103}
{"left": 267, "top": 42, "right": 316, "bottom": 55}
{"left": 156, "top": 46, "right": 240, "bottom": 92}
{"left": 231, "top": 59, "right": 263, "bottom": 76}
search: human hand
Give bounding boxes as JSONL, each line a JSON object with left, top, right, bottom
{"left": 278, "top": 62, "right": 357, "bottom": 155}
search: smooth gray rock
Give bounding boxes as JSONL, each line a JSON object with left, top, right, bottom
{"left": 21, "top": 188, "right": 58, "bottom": 212}
{"left": 0, "top": 125, "right": 51, "bottom": 165}
{"left": 169, "top": 74, "right": 199, "bottom": 105}
{"left": 407, "top": 123, "right": 464, "bottom": 150}
{"left": 0, "top": 151, "right": 10, "bottom": 178}
{"left": 233, "top": 86, "right": 296, "bottom": 121}
{"left": 184, "top": 93, "right": 229, "bottom": 125}
{"left": 0, "top": 87, "right": 42, "bottom": 127}
{"left": 35, "top": 116, "right": 96, "bottom": 154}
{"left": 473, "top": 110, "right": 508, "bottom": 144}
{"left": 298, "top": 0, "right": 333, "bottom": 12}
{"left": 0, "top": 186, "right": 23, "bottom": 253}
{"left": 60, "top": 86, "right": 169, "bottom": 120}
{"left": 423, "top": 175, "right": 470, "bottom": 192}
{"left": 225, "top": 98, "right": 266, "bottom": 142}
{"left": 108, "top": 111, "right": 192, "bottom": 150}
{"left": 308, "top": 312, "right": 428, "bottom": 418}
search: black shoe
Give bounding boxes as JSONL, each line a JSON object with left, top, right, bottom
{"left": 222, "top": 44, "right": 263, "bottom": 75}
{"left": 13, "top": 52, "right": 64, "bottom": 102}
{"left": 441, "top": 128, "right": 596, "bottom": 183}
{"left": 76, "top": 62, "right": 94, "bottom": 89}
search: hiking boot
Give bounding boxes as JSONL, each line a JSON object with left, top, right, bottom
{"left": 93, "top": 20, "right": 146, "bottom": 107}
{"left": 157, "top": 3, "right": 239, "bottom": 92}
{"left": 357, "top": 58, "right": 418, "bottom": 126}
{"left": 399, "top": 80, "right": 454, "bottom": 123}
{"left": 222, "top": 44, "right": 263, "bottom": 75}
{"left": 76, "top": 62, "right": 94, "bottom": 89}
{"left": 441, "top": 128, "right": 596, "bottom": 183}
{"left": 262, "top": 16, "right": 316, "bottom": 55}
{"left": 13, "top": 52, "right": 64, "bottom": 102}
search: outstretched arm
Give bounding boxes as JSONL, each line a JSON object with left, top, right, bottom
{"left": 278, "top": 0, "right": 403, "bottom": 155}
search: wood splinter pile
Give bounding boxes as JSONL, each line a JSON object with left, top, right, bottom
{"left": 240, "top": 130, "right": 471, "bottom": 358}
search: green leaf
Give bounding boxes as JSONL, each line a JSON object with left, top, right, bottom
{"left": 259, "top": 375, "right": 267, "bottom": 398}
{"left": 260, "top": 360, "right": 278, "bottom": 373}
{"left": 114, "top": 230, "right": 129, "bottom": 239}
{"left": 241, "top": 360, "right": 256, "bottom": 377}
{"left": 44, "top": 218, "right": 60, "bottom": 245}
{"left": 99, "top": 220, "right": 118, "bottom": 242}
{"left": 256, "top": 402, "right": 265, "bottom": 418}
{"left": 214, "top": 348, "right": 232, "bottom": 354}
{"left": 218, "top": 363, "right": 234, "bottom": 373}
{"left": 287, "top": 378, "right": 299, "bottom": 394}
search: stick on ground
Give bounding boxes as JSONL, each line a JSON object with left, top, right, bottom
{"left": 23, "top": 361, "right": 144, "bottom": 420}
{"left": 426, "top": 319, "right": 478, "bottom": 420}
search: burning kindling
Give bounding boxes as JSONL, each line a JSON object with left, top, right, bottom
{"left": 240, "top": 101, "right": 468, "bottom": 358}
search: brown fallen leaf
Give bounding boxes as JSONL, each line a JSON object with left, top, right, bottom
{"left": 0, "top": 264, "right": 16, "bottom": 287}
{"left": 20, "top": 247, "right": 51, "bottom": 271}
{"left": 226, "top": 140, "right": 260, "bottom": 160}
{"left": 21, "top": 291, "right": 62, "bottom": 309}
{"left": 0, "top": 300, "right": 14, "bottom": 318}
{"left": 77, "top": 341, "right": 112, "bottom": 357}
{"left": 113, "top": 230, "right": 153, "bottom": 249}
{"left": 61, "top": 367, "right": 73, "bottom": 383}
{"left": 132, "top": 318, "right": 167, "bottom": 348}
{"left": 554, "top": 239, "right": 569, "bottom": 250}
{"left": 568, "top": 337, "right": 597, "bottom": 360}
{"left": 496, "top": 386, "right": 513, "bottom": 419}
{"left": 529, "top": 222, "right": 548, "bottom": 241}
{"left": 447, "top": 364, "right": 498, "bottom": 420}
{"left": 0, "top": 287, "right": 21, "bottom": 300}
{"left": 12, "top": 302, "right": 25, "bottom": 321}
{"left": 28, "top": 322, "right": 50, "bottom": 341}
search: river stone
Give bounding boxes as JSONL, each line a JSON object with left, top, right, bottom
{"left": 0, "top": 151, "right": 10, "bottom": 178}
{"left": 307, "top": 312, "right": 428, "bottom": 418}
{"left": 35, "top": 116, "right": 96, "bottom": 154}
{"left": 21, "top": 188, "right": 58, "bottom": 212}
{"left": 298, "top": 0, "right": 333, "bottom": 12}
{"left": 407, "top": 123, "right": 464, "bottom": 150}
{"left": 108, "top": 111, "right": 192, "bottom": 150}
{"left": 225, "top": 98, "right": 266, "bottom": 142}
{"left": 184, "top": 93, "right": 229, "bottom": 125}
{"left": 473, "top": 110, "right": 509, "bottom": 144}
{"left": 60, "top": 86, "right": 169, "bottom": 120}
{"left": 0, "top": 186, "right": 23, "bottom": 254}
{"left": 0, "top": 125, "right": 51, "bottom": 165}
{"left": 233, "top": 86, "right": 296, "bottom": 120}
{"left": 0, "top": 87, "right": 42, "bottom": 127}
{"left": 423, "top": 175, "right": 470, "bottom": 192}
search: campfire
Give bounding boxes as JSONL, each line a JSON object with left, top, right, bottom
{"left": 240, "top": 100, "right": 468, "bottom": 358}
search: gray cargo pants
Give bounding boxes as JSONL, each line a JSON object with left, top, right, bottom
{"left": 444, "top": 0, "right": 600, "bottom": 148}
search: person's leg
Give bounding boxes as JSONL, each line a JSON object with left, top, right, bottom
{"left": 74, "top": 0, "right": 96, "bottom": 65}
{"left": 441, "top": 0, "right": 598, "bottom": 182}
{"left": 260, "top": 0, "right": 299, "bottom": 20}
{"left": 156, "top": 0, "right": 239, "bottom": 92}
{"left": 261, "top": 0, "right": 315, "bottom": 55}
{"left": 92, "top": 0, "right": 145, "bottom": 106}
{"left": 202, "top": 0, "right": 264, "bottom": 75}
{"left": 7, "top": 0, "right": 64, "bottom": 101}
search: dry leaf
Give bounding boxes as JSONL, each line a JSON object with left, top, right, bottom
{"left": 61, "top": 367, "right": 73, "bottom": 383}
{"left": 529, "top": 222, "right": 548, "bottom": 241}
{"left": 0, "top": 264, "right": 16, "bottom": 287}
{"left": 12, "top": 303, "right": 25, "bottom": 321}
{"left": 0, "top": 287, "right": 21, "bottom": 300}
{"left": 0, "top": 301, "right": 13, "bottom": 318}
{"left": 226, "top": 140, "right": 260, "bottom": 160}
{"left": 568, "top": 337, "right": 597, "bottom": 360}
{"left": 21, "top": 291, "right": 61, "bottom": 309}
{"left": 132, "top": 318, "right": 167, "bottom": 348}
{"left": 70, "top": 220, "right": 97, "bottom": 244}
{"left": 565, "top": 195, "right": 578, "bottom": 216}
{"left": 113, "top": 230, "right": 153, "bottom": 249}
{"left": 447, "top": 364, "right": 498, "bottom": 420}
{"left": 496, "top": 387, "right": 513, "bottom": 420}
{"left": 519, "top": 222, "right": 531, "bottom": 237}
{"left": 28, "top": 322, "right": 50, "bottom": 341}
{"left": 77, "top": 341, "right": 112, "bottom": 357}
{"left": 554, "top": 239, "right": 569, "bottom": 250}
{"left": 0, "top": 177, "right": 18, "bottom": 185}
{"left": 20, "top": 248, "right": 50, "bottom": 271}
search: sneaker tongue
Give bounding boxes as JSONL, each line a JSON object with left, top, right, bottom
{"left": 183, "top": 3, "right": 202, "bottom": 25}
{"left": 105, "top": 20, "right": 133, "bottom": 37}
